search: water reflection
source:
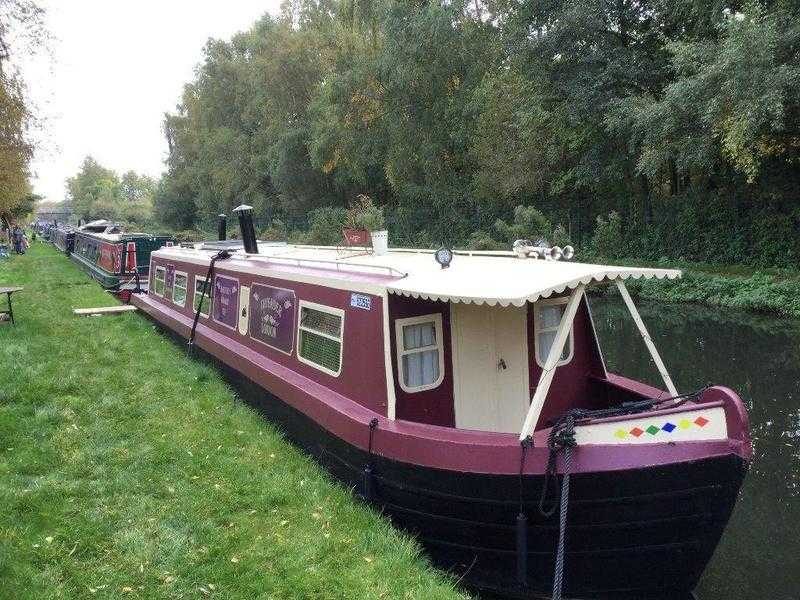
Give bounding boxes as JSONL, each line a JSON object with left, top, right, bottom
{"left": 590, "top": 296, "right": 800, "bottom": 600}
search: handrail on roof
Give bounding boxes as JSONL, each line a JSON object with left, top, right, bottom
{"left": 241, "top": 252, "right": 408, "bottom": 279}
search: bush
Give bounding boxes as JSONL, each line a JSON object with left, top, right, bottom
{"left": 551, "top": 223, "right": 572, "bottom": 248}
{"left": 305, "top": 207, "right": 348, "bottom": 245}
{"left": 466, "top": 230, "right": 507, "bottom": 251}
{"left": 258, "top": 219, "right": 287, "bottom": 241}
{"left": 347, "top": 194, "right": 385, "bottom": 231}
{"left": 592, "top": 211, "right": 623, "bottom": 258}
{"left": 494, "top": 205, "right": 552, "bottom": 244}
{"left": 173, "top": 229, "right": 208, "bottom": 243}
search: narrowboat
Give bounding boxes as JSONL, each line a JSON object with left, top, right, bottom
{"left": 132, "top": 208, "right": 750, "bottom": 599}
{"left": 71, "top": 220, "right": 175, "bottom": 290}
{"left": 52, "top": 224, "right": 76, "bottom": 254}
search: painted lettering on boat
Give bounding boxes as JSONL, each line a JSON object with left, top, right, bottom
{"left": 213, "top": 275, "right": 240, "bottom": 330}
{"left": 249, "top": 283, "right": 296, "bottom": 354}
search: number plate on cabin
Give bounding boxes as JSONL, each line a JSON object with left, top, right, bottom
{"left": 350, "top": 293, "right": 372, "bottom": 311}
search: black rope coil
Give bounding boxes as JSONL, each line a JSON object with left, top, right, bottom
{"left": 538, "top": 385, "right": 711, "bottom": 599}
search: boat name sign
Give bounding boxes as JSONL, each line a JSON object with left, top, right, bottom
{"left": 213, "top": 275, "right": 240, "bottom": 330}
{"left": 249, "top": 283, "right": 297, "bottom": 354}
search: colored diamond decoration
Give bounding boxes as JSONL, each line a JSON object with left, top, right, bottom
{"left": 679, "top": 419, "right": 691, "bottom": 429}
{"left": 646, "top": 425, "right": 660, "bottom": 435}
{"left": 614, "top": 429, "right": 628, "bottom": 439}
{"left": 694, "top": 416, "right": 709, "bottom": 427}
{"left": 630, "top": 427, "right": 644, "bottom": 437}
{"left": 662, "top": 422, "right": 677, "bottom": 433}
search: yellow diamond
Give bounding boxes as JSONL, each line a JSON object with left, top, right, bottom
{"left": 679, "top": 419, "right": 691, "bottom": 429}
{"left": 614, "top": 429, "right": 628, "bottom": 439}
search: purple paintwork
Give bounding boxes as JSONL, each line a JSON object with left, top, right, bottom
{"left": 528, "top": 297, "right": 608, "bottom": 427}
{"left": 388, "top": 295, "right": 455, "bottom": 427}
{"left": 133, "top": 254, "right": 752, "bottom": 480}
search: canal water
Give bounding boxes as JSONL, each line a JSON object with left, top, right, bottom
{"left": 590, "top": 296, "right": 800, "bottom": 600}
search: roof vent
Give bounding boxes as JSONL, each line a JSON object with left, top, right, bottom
{"left": 512, "top": 239, "right": 574, "bottom": 261}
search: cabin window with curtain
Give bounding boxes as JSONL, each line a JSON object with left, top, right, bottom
{"left": 297, "top": 301, "right": 344, "bottom": 377}
{"left": 395, "top": 314, "right": 444, "bottom": 393}
{"left": 173, "top": 272, "right": 187, "bottom": 307}
{"left": 534, "top": 297, "right": 574, "bottom": 367}
{"left": 193, "top": 276, "right": 212, "bottom": 318}
{"left": 153, "top": 266, "right": 166, "bottom": 297}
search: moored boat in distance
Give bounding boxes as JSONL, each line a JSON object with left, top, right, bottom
{"left": 132, "top": 209, "right": 751, "bottom": 599}
{"left": 71, "top": 220, "right": 175, "bottom": 290}
{"left": 52, "top": 224, "right": 76, "bottom": 254}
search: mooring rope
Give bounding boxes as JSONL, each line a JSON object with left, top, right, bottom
{"left": 539, "top": 386, "right": 711, "bottom": 599}
{"left": 362, "top": 418, "right": 380, "bottom": 502}
{"left": 516, "top": 436, "right": 533, "bottom": 587}
{"left": 188, "top": 249, "right": 231, "bottom": 353}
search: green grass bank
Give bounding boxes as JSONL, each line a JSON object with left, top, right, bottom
{"left": 0, "top": 244, "right": 468, "bottom": 600}
{"left": 611, "top": 263, "right": 800, "bottom": 320}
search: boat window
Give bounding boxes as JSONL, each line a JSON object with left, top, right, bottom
{"left": 153, "top": 266, "right": 166, "bottom": 297}
{"left": 534, "top": 297, "right": 574, "bottom": 367}
{"left": 297, "top": 301, "right": 344, "bottom": 377}
{"left": 395, "top": 314, "right": 444, "bottom": 393}
{"left": 193, "top": 276, "right": 212, "bottom": 318}
{"left": 173, "top": 272, "right": 188, "bottom": 307}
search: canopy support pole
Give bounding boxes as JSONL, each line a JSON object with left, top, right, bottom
{"left": 615, "top": 279, "right": 678, "bottom": 397}
{"left": 519, "top": 285, "right": 585, "bottom": 441}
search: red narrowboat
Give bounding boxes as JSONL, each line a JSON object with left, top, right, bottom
{"left": 132, "top": 212, "right": 750, "bottom": 599}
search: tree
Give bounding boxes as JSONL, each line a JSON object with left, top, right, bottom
{"left": 0, "top": 0, "right": 44, "bottom": 227}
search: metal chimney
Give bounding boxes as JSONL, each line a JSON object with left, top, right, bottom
{"left": 233, "top": 205, "right": 258, "bottom": 254}
{"left": 217, "top": 214, "right": 227, "bottom": 241}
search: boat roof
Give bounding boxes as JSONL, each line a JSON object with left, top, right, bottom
{"left": 77, "top": 230, "right": 172, "bottom": 242}
{"left": 156, "top": 243, "right": 681, "bottom": 306}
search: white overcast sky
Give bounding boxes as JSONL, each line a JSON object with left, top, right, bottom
{"left": 19, "top": 0, "right": 282, "bottom": 203}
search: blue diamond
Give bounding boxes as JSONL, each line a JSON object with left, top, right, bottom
{"left": 662, "top": 422, "right": 676, "bottom": 433}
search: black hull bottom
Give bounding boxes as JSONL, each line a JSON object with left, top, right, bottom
{"left": 162, "top": 326, "right": 747, "bottom": 599}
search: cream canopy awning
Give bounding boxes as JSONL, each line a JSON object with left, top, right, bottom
{"left": 385, "top": 255, "right": 680, "bottom": 306}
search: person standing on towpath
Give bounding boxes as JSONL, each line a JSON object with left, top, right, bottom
{"left": 11, "top": 224, "right": 25, "bottom": 254}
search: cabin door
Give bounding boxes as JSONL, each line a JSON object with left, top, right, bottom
{"left": 451, "top": 303, "right": 530, "bottom": 433}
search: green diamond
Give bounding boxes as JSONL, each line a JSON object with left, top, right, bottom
{"left": 646, "top": 425, "right": 660, "bottom": 435}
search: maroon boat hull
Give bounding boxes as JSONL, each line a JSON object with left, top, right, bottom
{"left": 134, "top": 291, "right": 749, "bottom": 598}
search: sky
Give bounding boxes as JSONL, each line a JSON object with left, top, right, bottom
{"left": 18, "top": 0, "right": 283, "bottom": 203}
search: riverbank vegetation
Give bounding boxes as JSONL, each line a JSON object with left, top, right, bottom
{"left": 0, "top": 244, "right": 468, "bottom": 599}
{"left": 144, "top": 0, "right": 800, "bottom": 267}
{"left": 618, "top": 269, "right": 800, "bottom": 320}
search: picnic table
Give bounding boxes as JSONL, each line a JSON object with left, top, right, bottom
{"left": 0, "top": 286, "right": 23, "bottom": 325}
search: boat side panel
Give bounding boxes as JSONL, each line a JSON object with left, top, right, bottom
{"left": 388, "top": 295, "right": 455, "bottom": 427}
{"left": 148, "top": 256, "right": 390, "bottom": 417}
{"left": 133, "top": 289, "right": 750, "bottom": 476}
{"left": 528, "top": 295, "right": 608, "bottom": 429}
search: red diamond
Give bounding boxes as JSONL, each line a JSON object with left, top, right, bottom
{"left": 694, "top": 416, "right": 709, "bottom": 427}
{"left": 630, "top": 427, "right": 644, "bottom": 437}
